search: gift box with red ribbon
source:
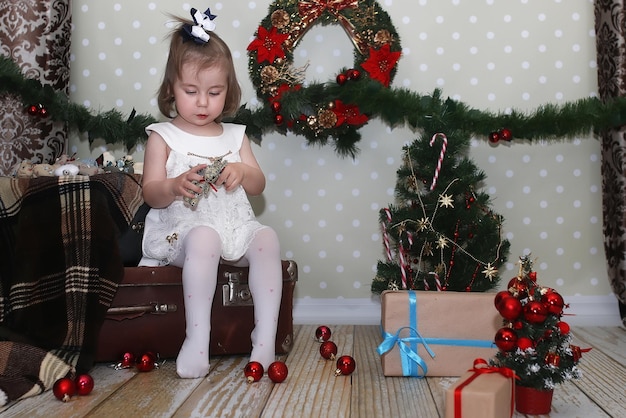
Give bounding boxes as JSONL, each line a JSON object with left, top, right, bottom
{"left": 444, "top": 359, "right": 517, "bottom": 418}
{"left": 377, "top": 290, "right": 501, "bottom": 377}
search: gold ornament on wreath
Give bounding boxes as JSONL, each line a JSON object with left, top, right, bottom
{"left": 247, "top": 0, "right": 402, "bottom": 156}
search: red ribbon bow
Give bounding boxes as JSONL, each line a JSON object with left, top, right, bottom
{"left": 453, "top": 359, "right": 519, "bottom": 418}
{"left": 293, "top": 0, "right": 366, "bottom": 53}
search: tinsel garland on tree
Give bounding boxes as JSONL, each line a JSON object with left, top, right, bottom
{"left": 3, "top": 54, "right": 626, "bottom": 154}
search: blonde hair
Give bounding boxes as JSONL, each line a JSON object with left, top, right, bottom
{"left": 157, "top": 19, "right": 241, "bottom": 121}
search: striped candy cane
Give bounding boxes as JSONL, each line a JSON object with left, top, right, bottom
{"left": 429, "top": 133, "right": 448, "bottom": 191}
{"left": 429, "top": 272, "right": 443, "bottom": 291}
{"left": 381, "top": 208, "right": 393, "bottom": 261}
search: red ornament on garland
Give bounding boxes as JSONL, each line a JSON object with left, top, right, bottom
{"left": 315, "top": 325, "right": 332, "bottom": 342}
{"left": 517, "top": 336, "right": 534, "bottom": 351}
{"left": 27, "top": 104, "right": 40, "bottom": 115}
{"left": 494, "top": 327, "right": 518, "bottom": 352}
{"left": 75, "top": 374, "right": 95, "bottom": 396}
{"left": 347, "top": 68, "right": 361, "bottom": 80}
{"left": 267, "top": 361, "right": 288, "bottom": 383}
{"left": 274, "top": 114, "right": 284, "bottom": 125}
{"left": 336, "top": 73, "right": 347, "bottom": 85}
{"left": 319, "top": 340, "right": 338, "bottom": 360}
{"left": 488, "top": 131, "right": 500, "bottom": 143}
{"left": 38, "top": 106, "right": 49, "bottom": 117}
{"left": 334, "top": 355, "right": 356, "bottom": 376}
{"left": 498, "top": 128, "right": 512, "bottom": 141}
{"left": 270, "top": 101, "right": 281, "bottom": 113}
{"left": 244, "top": 361, "right": 264, "bottom": 383}
{"left": 53, "top": 377, "right": 76, "bottom": 402}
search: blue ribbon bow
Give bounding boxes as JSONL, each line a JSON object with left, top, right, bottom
{"left": 376, "top": 290, "right": 496, "bottom": 377}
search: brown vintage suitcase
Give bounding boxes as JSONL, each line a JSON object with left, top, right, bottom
{"left": 95, "top": 260, "right": 297, "bottom": 362}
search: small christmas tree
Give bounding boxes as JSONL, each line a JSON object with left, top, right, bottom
{"left": 491, "top": 254, "right": 588, "bottom": 390}
{"left": 372, "top": 127, "right": 510, "bottom": 293}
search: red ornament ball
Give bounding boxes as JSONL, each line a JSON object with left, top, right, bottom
{"left": 498, "top": 128, "right": 512, "bottom": 141}
{"left": 53, "top": 377, "right": 76, "bottom": 402}
{"left": 336, "top": 73, "right": 347, "bottom": 85}
{"left": 494, "top": 327, "right": 518, "bottom": 352}
{"left": 512, "top": 320, "right": 524, "bottom": 330}
{"left": 507, "top": 277, "right": 530, "bottom": 299}
{"left": 119, "top": 352, "right": 135, "bottom": 369}
{"left": 557, "top": 321, "right": 570, "bottom": 335}
{"left": 497, "top": 296, "right": 522, "bottom": 321}
{"left": 136, "top": 352, "right": 157, "bottom": 372}
{"left": 334, "top": 355, "right": 356, "bottom": 376}
{"left": 27, "top": 104, "right": 40, "bottom": 115}
{"left": 315, "top": 325, "right": 332, "bottom": 342}
{"left": 541, "top": 290, "right": 565, "bottom": 315}
{"left": 244, "top": 361, "right": 264, "bottom": 383}
{"left": 267, "top": 361, "right": 288, "bottom": 383}
{"left": 38, "top": 106, "right": 49, "bottom": 117}
{"left": 75, "top": 374, "right": 95, "bottom": 396}
{"left": 524, "top": 300, "right": 548, "bottom": 324}
{"left": 347, "top": 68, "right": 361, "bottom": 80}
{"left": 319, "top": 340, "right": 338, "bottom": 360}
{"left": 517, "top": 337, "right": 534, "bottom": 351}
{"left": 494, "top": 290, "right": 511, "bottom": 309}
{"left": 488, "top": 131, "right": 500, "bottom": 143}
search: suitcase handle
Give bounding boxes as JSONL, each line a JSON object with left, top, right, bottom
{"left": 107, "top": 302, "right": 178, "bottom": 315}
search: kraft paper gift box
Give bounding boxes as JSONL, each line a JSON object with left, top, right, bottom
{"left": 444, "top": 360, "right": 515, "bottom": 418}
{"left": 377, "top": 290, "right": 501, "bottom": 377}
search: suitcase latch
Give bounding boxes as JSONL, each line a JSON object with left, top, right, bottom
{"left": 222, "top": 271, "right": 254, "bottom": 307}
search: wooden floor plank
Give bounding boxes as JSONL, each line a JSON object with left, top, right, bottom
{"left": 261, "top": 325, "right": 353, "bottom": 418}
{"left": 85, "top": 360, "right": 203, "bottom": 417}
{"left": 0, "top": 361, "right": 138, "bottom": 417}
{"left": 352, "top": 325, "right": 441, "bottom": 418}
{"left": 571, "top": 326, "right": 626, "bottom": 366}
{"left": 172, "top": 355, "right": 278, "bottom": 418}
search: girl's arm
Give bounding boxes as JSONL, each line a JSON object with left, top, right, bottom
{"left": 141, "top": 132, "right": 206, "bottom": 208}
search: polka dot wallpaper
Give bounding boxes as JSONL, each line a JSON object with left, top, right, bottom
{"left": 69, "top": 0, "right": 613, "bottom": 301}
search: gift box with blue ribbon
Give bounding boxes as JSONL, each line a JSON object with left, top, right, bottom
{"left": 377, "top": 290, "right": 500, "bottom": 377}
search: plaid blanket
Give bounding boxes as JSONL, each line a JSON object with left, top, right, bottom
{"left": 0, "top": 172, "right": 142, "bottom": 406}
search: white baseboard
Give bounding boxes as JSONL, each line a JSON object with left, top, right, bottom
{"left": 293, "top": 294, "right": 623, "bottom": 327}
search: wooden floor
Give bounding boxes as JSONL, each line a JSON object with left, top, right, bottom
{"left": 1, "top": 325, "right": 624, "bottom": 417}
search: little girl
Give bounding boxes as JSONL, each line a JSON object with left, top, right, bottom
{"left": 139, "top": 7, "right": 283, "bottom": 379}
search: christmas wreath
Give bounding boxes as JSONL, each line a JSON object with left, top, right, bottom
{"left": 246, "top": 0, "right": 402, "bottom": 156}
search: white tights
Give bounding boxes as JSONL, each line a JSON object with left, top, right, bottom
{"left": 171, "top": 226, "right": 283, "bottom": 378}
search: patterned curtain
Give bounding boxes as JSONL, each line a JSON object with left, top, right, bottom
{"left": 595, "top": 1, "right": 626, "bottom": 325}
{"left": 0, "top": 1, "right": 71, "bottom": 175}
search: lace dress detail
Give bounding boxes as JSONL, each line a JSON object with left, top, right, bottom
{"left": 140, "top": 122, "right": 266, "bottom": 266}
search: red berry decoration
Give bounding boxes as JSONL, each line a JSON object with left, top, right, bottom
{"left": 315, "top": 325, "right": 332, "bottom": 342}
{"left": 523, "top": 300, "right": 548, "bottom": 324}
{"left": 267, "top": 361, "right": 288, "bottom": 383}
{"left": 53, "top": 377, "right": 76, "bottom": 402}
{"left": 319, "top": 340, "right": 338, "bottom": 360}
{"left": 498, "top": 128, "right": 512, "bottom": 141}
{"left": 75, "top": 373, "right": 95, "bottom": 396}
{"left": 541, "top": 290, "right": 565, "bottom": 315}
{"left": 38, "top": 106, "right": 49, "bottom": 118}
{"left": 274, "top": 114, "right": 284, "bottom": 125}
{"left": 334, "top": 355, "right": 356, "bottom": 376}
{"left": 497, "top": 296, "right": 522, "bottom": 321}
{"left": 270, "top": 101, "right": 281, "bottom": 113}
{"left": 494, "top": 327, "right": 518, "bottom": 352}
{"left": 244, "top": 361, "right": 264, "bottom": 383}
{"left": 27, "top": 104, "right": 40, "bottom": 115}
{"left": 336, "top": 73, "right": 347, "bottom": 85}
{"left": 136, "top": 351, "right": 157, "bottom": 372}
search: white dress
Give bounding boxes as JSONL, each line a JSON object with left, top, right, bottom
{"left": 139, "top": 122, "right": 267, "bottom": 266}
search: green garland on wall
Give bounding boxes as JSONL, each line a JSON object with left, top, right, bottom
{"left": 3, "top": 54, "right": 626, "bottom": 154}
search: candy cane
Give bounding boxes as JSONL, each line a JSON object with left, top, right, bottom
{"left": 429, "top": 272, "right": 443, "bottom": 291}
{"left": 399, "top": 242, "right": 408, "bottom": 289}
{"left": 381, "top": 208, "right": 393, "bottom": 261}
{"left": 429, "top": 133, "right": 448, "bottom": 191}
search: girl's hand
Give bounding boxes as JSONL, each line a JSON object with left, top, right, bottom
{"left": 216, "top": 162, "right": 246, "bottom": 192}
{"left": 173, "top": 164, "right": 207, "bottom": 198}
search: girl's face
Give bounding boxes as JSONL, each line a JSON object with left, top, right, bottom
{"left": 172, "top": 61, "right": 228, "bottom": 134}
